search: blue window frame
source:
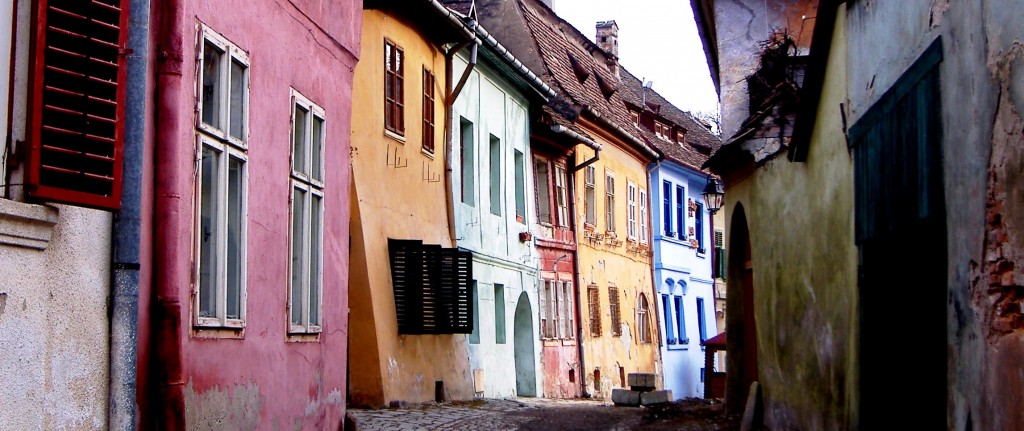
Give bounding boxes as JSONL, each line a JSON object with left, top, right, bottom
{"left": 695, "top": 202, "right": 704, "bottom": 252}
{"left": 674, "top": 295, "right": 687, "bottom": 344}
{"left": 662, "top": 294, "right": 675, "bottom": 344}
{"left": 675, "top": 185, "right": 684, "bottom": 240}
{"left": 697, "top": 297, "right": 707, "bottom": 343}
{"left": 662, "top": 180, "right": 672, "bottom": 235}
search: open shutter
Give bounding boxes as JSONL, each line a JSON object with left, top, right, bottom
{"left": 27, "top": 0, "right": 129, "bottom": 210}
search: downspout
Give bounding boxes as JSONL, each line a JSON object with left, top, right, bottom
{"left": 109, "top": 0, "right": 150, "bottom": 428}
{"left": 565, "top": 147, "right": 588, "bottom": 398}
{"left": 556, "top": 125, "right": 600, "bottom": 175}
{"left": 444, "top": 36, "right": 477, "bottom": 245}
{"left": 154, "top": 0, "right": 186, "bottom": 427}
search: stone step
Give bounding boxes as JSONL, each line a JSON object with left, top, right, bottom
{"left": 611, "top": 388, "right": 640, "bottom": 406}
{"left": 627, "top": 373, "right": 656, "bottom": 392}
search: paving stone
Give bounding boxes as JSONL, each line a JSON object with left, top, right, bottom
{"left": 611, "top": 388, "right": 641, "bottom": 406}
{"left": 640, "top": 390, "right": 673, "bottom": 405}
{"left": 627, "top": 373, "right": 657, "bottom": 391}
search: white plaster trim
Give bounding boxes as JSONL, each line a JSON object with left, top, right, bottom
{"left": 0, "top": 199, "right": 59, "bottom": 250}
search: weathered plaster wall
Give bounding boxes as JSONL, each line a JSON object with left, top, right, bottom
{"left": 572, "top": 134, "right": 659, "bottom": 399}
{"left": 848, "top": 1, "right": 1024, "bottom": 429}
{"left": 451, "top": 54, "right": 543, "bottom": 399}
{"left": 0, "top": 204, "right": 112, "bottom": 430}
{"left": 714, "top": 0, "right": 819, "bottom": 139}
{"left": 537, "top": 249, "right": 581, "bottom": 399}
{"left": 347, "top": 10, "right": 475, "bottom": 408}
{"left": 650, "top": 162, "right": 719, "bottom": 399}
{"left": 150, "top": 0, "right": 359, "bottom": 427}
{"left": 720, "top": 6, "right": 855, "bottom": 429}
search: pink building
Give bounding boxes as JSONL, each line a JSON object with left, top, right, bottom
{"left": 137, "top": 0, "right": 361, "bottom": 428}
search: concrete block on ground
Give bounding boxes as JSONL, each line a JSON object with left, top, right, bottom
{"left": 611, "top": 388, "right": 640, "bottom": 406}
{"left": 627, "top": 373, "right": 656, "bottom": 391}
{"left": 640, "top": 390, "right": 673, "bottom": 406}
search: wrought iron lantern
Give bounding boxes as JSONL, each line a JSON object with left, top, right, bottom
{"left": 701, "top": 175, "right": 725, "bottom": 215}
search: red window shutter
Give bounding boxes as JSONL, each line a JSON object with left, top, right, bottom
{"left": 26, "top": 0, "right": 129, "bottom": 210}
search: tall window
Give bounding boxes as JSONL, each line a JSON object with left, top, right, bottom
{"left": 588, "top": 285, "right": 601, "bottom": 336}
{"left": 555, "top": 165, "right": 568, "bottom": 226}
{"left": 289, "top": 90, "right": 326, "bottom": 334}
{"left": 637, "top": 294, "right": 651, "bottom": 343}
{"left": 662, "top": 294, "right": 675, "bottom": 344}
{"left": 630, "top": 109, "right": 640, "bottom": 127}
{"left": 495, "top": 284, "right": 506, "bottom": 344}
{"left": 697, "top": 297, "right": 708, "bottom": 343}
{"left": 534, "top": 158, "right": 551, "bottom": 223}
{"left": 675, "top": 185, "right": 685, "bottom": 240}
{"left": 542, "top": 280, "right": 556, "bottom": 338}
{"left": 627, "top": 182, "right": 637, "bottom": 240}
{"left": 675, "top": 294, "right": 687, "bottom": 344}
{"left": 384, "top": 40, "right": 404, "bottom": 135}
{"left": 422, "top": 68, "right": 435, "bottom": 152}
{"left": 695, "top": 202, "right": 705, "bottom": 252}
{"left": 489, "top": 135, "right": 502, "bottom": 216}
{"left": 514, "top": 150, "right": 526, "bottom": 222}
{"left": 195, "top": 27, "right": 249, "bottom": 328}
{"left": 585, "top": 165, "right": 596, "bottom": 225}
{"left": 605, "top": 172, "right": 616, "bottom": 233}
{"left": 562, "top": 281, "right": 575, "bottom": 339}
{"left": 609, "top": 286, "right": 621, "bottom": 336}
{"left": 662, "top": 180, "right": 672, "bottom": 235}
{"left": 639, "top": 189, "right": 648, "bottom": 243}
{"left": 460, "top": 118, "right": 474, "bottom": 205}
{"left": 469, "top": 281, "right": 480, "bottom": 344}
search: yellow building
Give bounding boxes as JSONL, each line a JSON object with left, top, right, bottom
{"left": 348, "top": 2, "right": 479, "bottom": 408}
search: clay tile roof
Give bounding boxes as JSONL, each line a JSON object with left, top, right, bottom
{"left": 442, "top": 0, "right": 473, "bottom": 15}
{"left": 513, "top": 0, "right": 648, "bottom": 155}
{"left": 618, "top": 67, "right": 722, "bottom": 171}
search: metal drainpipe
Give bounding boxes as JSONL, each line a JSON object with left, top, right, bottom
{"left": 108, "top": 0, "right": 150, "bottom": 428}
{"left": 154, "top": 0, "right": 186, "bottom": 427}
{"left": 565, "top": 149, "right": 589, "bottom": 398}
{"left": 444, "top": 39, "right": 477, "bottom": 245}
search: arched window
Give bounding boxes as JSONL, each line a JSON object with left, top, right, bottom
{"left": 638, "top": 294, "right": 651, "bottom": 343}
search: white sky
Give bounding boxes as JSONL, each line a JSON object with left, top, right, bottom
{"left": 554, "top": 0, "right": 720, "bottom": 119}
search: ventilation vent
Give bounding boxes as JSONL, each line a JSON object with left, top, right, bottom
{"left": 594, "top": 72, "right": 617, "bottom": 100}
{"left": 566, "top": 51, "right": 589, "bottom": 83}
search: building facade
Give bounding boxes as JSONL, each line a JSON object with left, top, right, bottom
{"left": 139, "top": 0, "right": 360, "bottom": 427}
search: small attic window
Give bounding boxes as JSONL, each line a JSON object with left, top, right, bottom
{"left": 567, "top": 52, "right": 590, "bottom": 83}
{"left": 594, "top": 73, "right": 617, "bottom": 100}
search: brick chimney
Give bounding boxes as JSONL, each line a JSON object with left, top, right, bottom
{"left": 596, "top": 20, "right": 618, "bottom": 57}
{"left": 596, "top": 20, "right": 619, "bottom": 80}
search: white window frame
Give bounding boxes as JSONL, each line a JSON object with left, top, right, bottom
{"left": 627, "top": 182, "right": 637, "bottom": 240}
{"left": 639, "top": 188, "right": 648, "bottom": 244}
{"left": 288, "top": 89, "right": 326, "bottom": 334}
{"left": 561, "top": 281, "right": 574, "bottom": 340}
{"left": 605, "top": 170, "right": 616, "bottom": 233}
{"left": 584, "top": 165, "right": 596, "bottom": 226}
{"left": 555, "top": 165, "right": 568, "bottom": 227}
{"left": 197, "top": 25, "right": 249, "bottom": 149}
{"left": 194, "top": 26, "right": 249, "bottom": 328}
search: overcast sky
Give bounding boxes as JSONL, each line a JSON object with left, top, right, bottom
{"left": 553, "top": 0, "right": 720, "bottom": 120}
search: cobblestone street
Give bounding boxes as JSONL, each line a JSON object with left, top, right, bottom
{"left": 345, "top": 397, "right": 740, "bottom": 431}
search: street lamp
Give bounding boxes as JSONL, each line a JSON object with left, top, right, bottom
{"left": 701, "top": 175, "right": 724, "bottom": 215}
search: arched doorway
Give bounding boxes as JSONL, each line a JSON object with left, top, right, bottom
{"left": 725, "top": 203, "right": 757, "bottom": 415}
{"left": 513, "top": 291, "right": 537, "bottom": 397}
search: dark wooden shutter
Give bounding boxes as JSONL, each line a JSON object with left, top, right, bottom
{"left": 27, "top": 0, "right": 129, "bottom": 210}
{"left": 388, "top": 239, "right": 473, "bottom": 334}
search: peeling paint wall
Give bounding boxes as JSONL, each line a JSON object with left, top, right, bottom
{"left": 145, "top": 0, "right": 359, "bottom": 427}
{"left": 348, "top": 10, "right": 475, "bottom": 408}
{"left": 0, "top": 205, "right": 113, "bottom": 430}
{"left": 847, "top": 1, "right": 1024, "bottom": 430}
{"left": 572, "top": 133, "right": 659, "bottom": 399}
{"left": 715, "top": 3, "right": 855, "bottom": 429}
{"left": 714, "top": 0, "right": 819, "bottom": 139}
{"left": 451, "top": 53, "right": 543, "bottom": 399}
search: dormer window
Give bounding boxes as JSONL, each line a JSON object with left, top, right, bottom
{"left": 675, "top": 129, "right": 687, "bottom": 144}
{"left": 630, "top": 110, "right": 640, "bottom": 128}
{"left": 654, "top": 121, "right": 671, "bottom": 141}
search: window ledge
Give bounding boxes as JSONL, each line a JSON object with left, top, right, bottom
{"left": 0, "top": 199, "right": 59, "bottom": 251}
{"left": 287, "top": 332, "right": 321, "bottom": 343}
{"left": 192, "top": 326, "right": 245, "bottom": 339}
{"left": 421, "top": 147, "right": 435, "bottom": 159}
{"left": 384, "top": 129, "right": 406, "bottom": 143}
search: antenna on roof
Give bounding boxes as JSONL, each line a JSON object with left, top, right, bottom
{"left": 642, "top": 78, "right": 653, "bottom": 105}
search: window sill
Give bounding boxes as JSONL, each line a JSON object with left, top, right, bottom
{"left": 421, "top": 147, "right": 436, "bottom": 159}
{"left": 0, "top": 199, "right": 59, "bottom": 251}
{"left": 384, "top": 129, "right": 406, "bottom": 143}
{"left": 287, "top": 332, "right": 322, "bottom": 343}
{"left": 192, "top": 326, "right": 245, "bottom": 339}
{"left": 666, "top": 344, "right": 689, "bottom": 351}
